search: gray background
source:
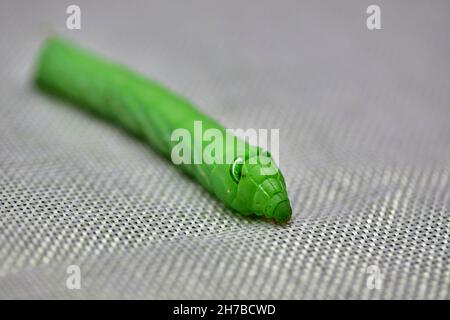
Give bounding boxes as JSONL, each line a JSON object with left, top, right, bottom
{"left": 0, "top": 0, "right": 449, "bottom": 299}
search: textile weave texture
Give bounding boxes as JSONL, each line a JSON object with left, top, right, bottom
{"left": 0, "top": 0, "right": 449, "bottom": 299}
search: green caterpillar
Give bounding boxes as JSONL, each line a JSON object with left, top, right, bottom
{"left": 34, "top": 37, "right": 292, "bottom": 224}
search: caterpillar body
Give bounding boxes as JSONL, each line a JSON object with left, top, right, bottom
{"left": 35, "top": 37, "right": 292, "bottom": 224}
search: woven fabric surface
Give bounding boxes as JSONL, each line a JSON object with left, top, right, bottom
{"left": 0, "top": 0, "right": 449, "bottom": 299}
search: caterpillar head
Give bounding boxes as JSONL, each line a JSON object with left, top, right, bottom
{"left": 229, "top": 154, "right": 292, "bottom": 224}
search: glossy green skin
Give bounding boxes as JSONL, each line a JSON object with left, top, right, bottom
{"left": 34, "top": 37, "right": 292, "bottom": 223}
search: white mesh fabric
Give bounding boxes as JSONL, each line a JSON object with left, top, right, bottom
{"left": 0, "top": 0, "right": 449, "bottom": 299}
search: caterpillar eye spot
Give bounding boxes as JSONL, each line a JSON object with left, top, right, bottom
{"left": 231, "top": 157, "right": 244, "bottom": 183}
